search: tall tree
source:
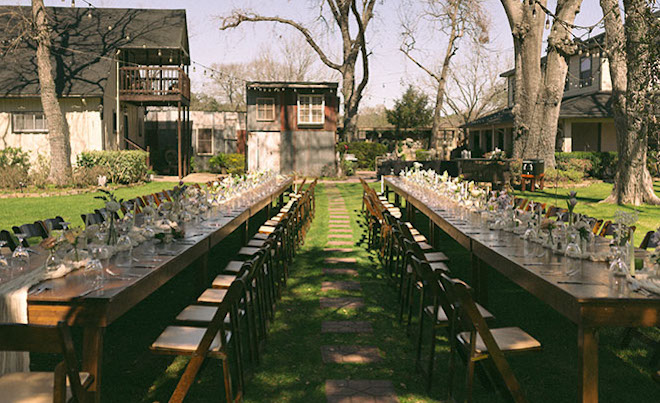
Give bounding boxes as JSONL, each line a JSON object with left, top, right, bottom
{"left": 400, "top": 0, "right": 488, "bottom": 152}
{"left": 219, "top": 0, "right": 377, "bottom": 141}
{"left": 386, "top": 85, "right": 434, "bottom": 133}
{"left": 599, "top": 0, "right": 660, "bottom": 205}
{"left": 33, "top": 0, "right": 72, "bottom": 185}
{"left": 500, "top": 0, "right": 583, "bottom": 168}
{"left": 443, "top": 44, "right": 508, "bottom": 127}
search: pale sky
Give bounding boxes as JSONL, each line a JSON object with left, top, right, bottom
{"left": 2, "top": 0, "right": 609, "bottom": 107}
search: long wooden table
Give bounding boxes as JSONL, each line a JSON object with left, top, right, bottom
{"left": 384, "top": 176, "right": 659, "bottom": 402}
{"left": 26, "top": 178, "right": 292, "bottom": 402}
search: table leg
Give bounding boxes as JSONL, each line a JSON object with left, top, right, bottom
{"left": 82, "top": 326, "right": 105, "bottom": 403}
{"left": 471, "top": 254, "right": 488, "bottom": 305}
{"left": 428, "top": 220, "right": 435, "bottom": 248}
{"left": 266, "top": 200, "right": 271, "bottom": 219}
{"left": 578, "top": 325, "right": 599, "bottom": 402}
{"left": 385, "top": 185, "right": 390, "bottom": 199}
{"left": 242, "top": 220, "right": 249, "bottom": 245}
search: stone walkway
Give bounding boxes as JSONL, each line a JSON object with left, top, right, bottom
{"left": 320, "top": 184, "right": 399, "bottom": 403}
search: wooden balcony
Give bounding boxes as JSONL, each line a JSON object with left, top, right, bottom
{"left": 119, "top": 66, "right": 190, "bottom": 106}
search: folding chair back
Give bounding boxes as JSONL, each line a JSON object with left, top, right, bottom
{"left": 0, "top": 229, "right": 18, "bottom": 251}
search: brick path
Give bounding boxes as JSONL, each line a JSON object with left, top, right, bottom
{"left": 321, "top": 184, "right": 399, "bottom": 402}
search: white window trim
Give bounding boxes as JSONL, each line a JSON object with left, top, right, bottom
{"left": 256, "top": 97, "right": 276, "bottom": 122}
{"left": 11, "top": 112, "right": 48, "bottom": 133}
{"left": 196, "top": 128, "right": 214, "bottom": 156}
{"left": 297, "top": 94, "right": 325, "bottom": 126}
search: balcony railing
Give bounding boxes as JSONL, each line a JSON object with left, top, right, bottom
{"left": 119, "top": 66, "right": 190, "bottom": 104}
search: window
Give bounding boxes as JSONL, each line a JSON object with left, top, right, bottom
{"left": 256, "top": 98, "right": 275, "bottom": 121}
{"left": 579, "top": 56, "right": 592, "bottom": 88}
{"left": 196, "top": 128, "right": 213, "bottom": 155}
{"left": 12, "top": 112, "right": 47, "bottom": 133}
{"left": 298, "top": 94, "right": 324, "bottom": 125}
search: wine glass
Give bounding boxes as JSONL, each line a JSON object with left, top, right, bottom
{"left": 0, "top": 240, "right": 10, "bottom": 280}
{"left": 12, "top": 233, "right": 30, "bottom": 271}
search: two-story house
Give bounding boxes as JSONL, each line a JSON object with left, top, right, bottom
{"left": 463, "top": 34, "right": 615, "bottom": 156}
{"left": 246, "top": 81, "right": 339, "bottom": 176}
{"left": 0, "top": 6, "right": 192, "bottom": 177}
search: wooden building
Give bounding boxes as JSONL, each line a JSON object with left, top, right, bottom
{"left": 246, "top": 82, "right": 339, "bottom": 176}
{"left": 0, "top": 6, "right": 192, "bottom": 177}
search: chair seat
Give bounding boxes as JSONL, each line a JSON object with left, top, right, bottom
{"left": 253, "top": 233, "right": 270, "bottom": 240}
{"left": 409, "top": 228, "right": 421, "bottom": 236}
{"left": 0, "top": 371, "right": 91, "bottom": 403}
{"left": 198, "top": 288, "right": 228, "bottom": 304}
{"left": 258, "top": 225, "right": 276, "bottom": 234}
{"left": 247, "top": 239, "right": 267, "bottom": 247}
{"left": 264, "top": 220, "right": 280, "bottom": 226}
{"left": 458, "top": 327, "right": 541, "bottom": 354}
{"left": 151, "top": 326, "right": 229, "bottom": 357}
{"left": 413, "top": 234, "right": 427, "bottom": 243}
{"left": 238, "top": 247, "right": 260, "bottom": 256}
{"left": 223, "top": 261, "right": 243, "bottom": 274}
{"left": 212, "top": 274, "right": 236, "bottom": 289}
{"left": 425, "top": 304, "right": 494, "bottom": 323}
{"left": 418, "top": 242, "right": 434, "bottom": 250}
{"left": 404, "top": 222, "right": 414, "bottom": 228}
{"left": 176, "top": 305, "right": 244, "bottom": 324}
{"left": 424, "top": 252, "right": 449, "bottom": 262}
{"left": 429, "top": 261, "right": 449, "bottom": 272}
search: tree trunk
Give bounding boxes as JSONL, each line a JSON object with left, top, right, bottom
{"left": 601, "top": 0, "right": 660, "bottom": 205}
{"left": 32, "top": 0, "right": 72, "bottom": 186}
{"left": 505, "top": 0, "right": 582, "bottom": 168}
{"left": 341, "top": 65, "right": 359, "bottom": 142}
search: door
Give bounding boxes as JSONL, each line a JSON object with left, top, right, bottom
{"left": 247, "top": 132, "right": 281, "bottom": 173}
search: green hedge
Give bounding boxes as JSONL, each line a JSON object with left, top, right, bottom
{"left": 336, "top": 141, "right": 387, "bottom": 170}
{"left": 555, "top": 151, "right": 618, "bottom": 179}
{"left": 76, "top": 150, "right": 149, "bottom": 184}
{"left": 208, "top": 153, "right": 245, "bottom": 175}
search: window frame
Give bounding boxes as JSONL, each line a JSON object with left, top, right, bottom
{"left": 196, "top": 128, "right": 214, "bottom": 156}
{"left": 579, "top": 55, "right": 593, "bottom": 88}
{"left": 256, "top": 97, "right": 276, "bottom": 122}
{"left": 11, "top": 111, "right": 48, "bottom": 133}
{"left": 297, "top": 94, "right": 325, "bottom": 126}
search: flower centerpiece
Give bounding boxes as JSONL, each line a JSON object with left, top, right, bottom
{"left": 611, "top": 209, "right": 639, "bottom": 276}
{"left": 94, "top": 189, "right": 122, "bottom": 246}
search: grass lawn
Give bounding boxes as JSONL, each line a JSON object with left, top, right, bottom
{"left": 515, "top": 180, "right": 660, "bottom": 245}
{"left": 0, "top": 182, "right": 178, "bottom": 232}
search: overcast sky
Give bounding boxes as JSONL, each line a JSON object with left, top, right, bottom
{"left": 3, "top": 0, "right": 609, "bottom": 107}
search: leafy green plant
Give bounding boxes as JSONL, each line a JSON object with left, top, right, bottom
{"left": 341, "top": 159, "right": 355, "bottom": 176}
{"left": 555, "top": 151, "right": 618, "bottom": 179}
{"left": 30, "top": 153, "right": 51, "bottom": 189}
{"left": 76, "top": 150, "right": 149, "bottom": 184}
{"left": 0, "top": 147, "right": 30, "bottom": 173}
{"left": 336, "top": 141, "right": 387, "bottom": 170}
{"left": 415, "top": 149, "right": 430, "bottom": 161}
{"left": 208, "top": 153, "right": 245, "bottom": 175}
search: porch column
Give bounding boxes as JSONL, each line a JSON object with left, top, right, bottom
{"left": 562, "top": 120, "right": 572, "bottom": 152}
{"left": 177, "top": 101, "right": 182, "bottom": 179}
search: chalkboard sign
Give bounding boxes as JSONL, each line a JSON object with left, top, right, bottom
{"left": 522, "top": 159, "right": 544, "bottom": 176}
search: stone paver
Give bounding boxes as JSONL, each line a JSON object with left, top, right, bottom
{"left": 328, "top": 234, "right": 353, "bottom": 239}
{"left": 320, "top": 297, "right": 364, "bottom": 309}
{"left": 324, "top": 257, "right": 357, "bottom": 264}
{"left": 329, "top": 223, "right": 351, "bottom": 227}
{"left": 329, "top": 220, "right": 351, "bottom": 224}
{"left": 328, "top": 228, "right": 353, "bottom": 233}
{"left": 330, "top": 215, "right": 351, "bottom": 219}
{"left": 327, "top": 241, "right": 354, "bottom": 246}
{"left": 325, "top": 380, "right": 399, "bottom": 403}
{"left": 323, "top": 248, "right": 354, "bottom": 253}
{"left": 321, "top": 346, "right": 382, "bottom": 364}
{"left": 321, "top": 321, "right": 372, "bottom": 333}
{"left": 323, "top": 268, "right": 359, "bottom": 276}
{"left": 322, "top": 281, "right": 362, "bottom": 292}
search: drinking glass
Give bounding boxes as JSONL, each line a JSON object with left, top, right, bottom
{"left": 0, "top": 240, "right": 10, "bottom": 280}
{"left": 12, "top": 233, "right": 30, "bottom": 271}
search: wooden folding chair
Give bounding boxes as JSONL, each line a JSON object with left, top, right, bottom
{"left": 12, "top": 222, "right": 48, "bottom": 246}
{"left": 0, "top": 321, "right": 91, "bottom": 403}
{"left": 447, "top": 275, "right": 541, "bottom": 402}
{"left": 42, "top": 216, "right": 66, "bottom": 232}
{"left": 151, "top": 281, "right": 245, "bottom": 403}
{"left": 0, "top": 229, "right": 18, "bottom": 251}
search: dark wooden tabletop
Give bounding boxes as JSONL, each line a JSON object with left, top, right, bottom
{"left": 27, "top": 178, "right": 292, "bottom": 327}
{"left": 385, "top": 177, "right": 660, "bottom": 328}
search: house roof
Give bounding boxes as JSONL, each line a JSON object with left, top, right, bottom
{"left": 247, "top": 81, "right": 339, "bottom": 90}
{"left": 462, "top": 92, "right": 612, "bottom": 128}
{"left": 0, "top": 6, "right": 189, "bottom": 97}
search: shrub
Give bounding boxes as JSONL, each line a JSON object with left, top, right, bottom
{"left": 336, "top": 141, "right": 387, "bottom": 170}
{"left": 209, "top": 153, "right": 245, "bottom": 175}
{"left": 415, "top": 149, "right": 430, "bottom": 161}
{"left": 555, "top": 151, "right": 617, "bottom": 179}
{"left": 0, "top": 165, "right": 29, "bottom": 189}
{"left": 341, "top": 159, "right": 355, "bottom": 176}
{"left": 648, "top": 149, "right": 659, "bottom": 178}
{"left": 545, "top": 168, "right": 585, "bottom": 183}
{"left": 76, "top": 150, "right": 149, "bottom": 184}
{"left": 30, "top": 154, "right": 51, "bottom": 189}
{"left": 73, "top": 165, "right": 110, "bottom": 187}
{"left": 0, "top": 147, "right": 30, "bottom": 173}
